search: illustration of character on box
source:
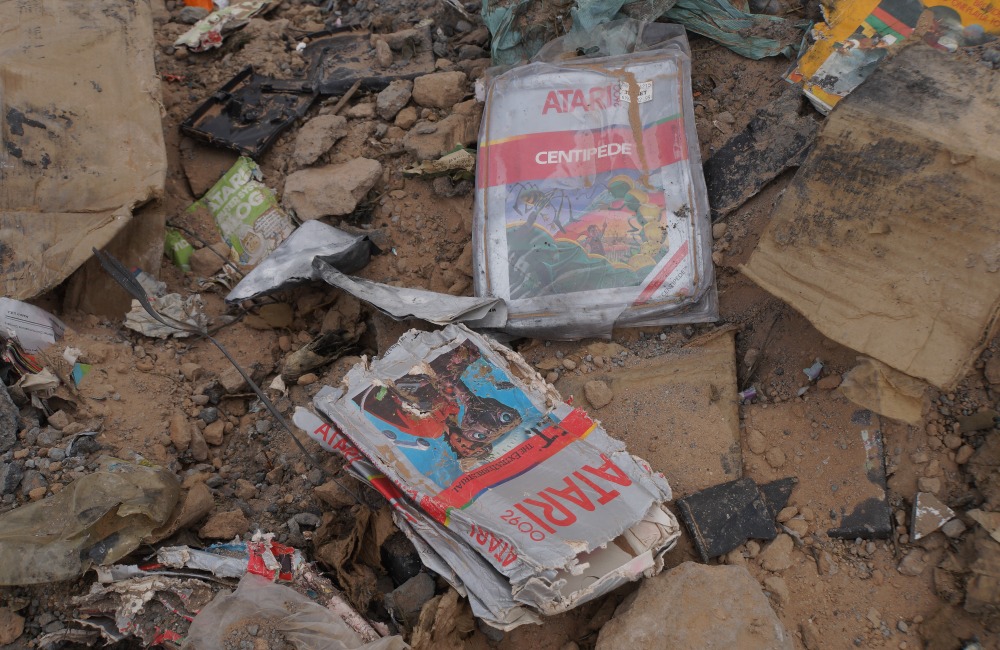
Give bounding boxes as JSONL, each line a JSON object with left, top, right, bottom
{"left": 505, "top": 169, "right": 672, "bottom": 299}
{"left": 353, "top": 340, "right": 543, "bottom": 488}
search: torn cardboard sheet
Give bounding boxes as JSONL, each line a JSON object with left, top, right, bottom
{"left": 0, "top": 299, "right": 67, "bottom": 354}
{"left": 557, "top": 328, "right": 742, "bottom": 496}
{"left": 743, "top": 44, "right": 1000, "bottom": 391}
{"left": 839, "top": 357, "right": 928, "bottom": 425}
{"left": 308, "top": 325, "right": 681, "bottom": 628}
{"left": 313, "top": 259, "right": 501, "bottom": 326}
{"left": 0, "top": 0, "right": 167, "bottom": 300}
{"left": 226, "top": 221, "right": 372, "bottom": 303}
{"left": 786, "top": 0, "right": 1000, "bottom": 113}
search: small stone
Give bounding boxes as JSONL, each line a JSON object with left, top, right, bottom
{"left": 199, "top": 509, "right": 250, "bottom": 539}
{"left": 746, "top": 429, "right": 767, "bottom": 455}
{"left": 345, "top": 102, "right": 376, "bottom": 119}
{"left": 297, "top": 373, "right": 318, "bottom": 386}
{"left": 203, "top": 420, "right": 225, "bottom": 446}
{"left": 374, "top": 38, "right": 393, "bottom": 67}
{"left": 180, "top": 362, "right": 205, "bottom": 382}
{"left": 712, "top": 222, "right": 728, "bottom": 240}
{"left": 816, "top": 375, "right": 842, "bottom": 390}
{"left": 562, "top": 358, "right": 577, "bottom": 370}
{"left": 897, "top": 620, "right": 908, "bottom": 633}
{"left": 394, "top": 106, "right": 418, "bottom": 130}
{"left": 220, "top": 366, "right": 248, "bottom": 394}
{"left": 283, "top": 158, "right": 382, "bottom": 220}
{"left": 190, "top": 427, "right": 209, "bottom": 462}
{"left": 955, "top": 445, "right": 974, "bottom": 464}
{"left": 0, "top": 608, "right": 24, "bottom": 644}
{"left": 917, "top": 476, "right": 941, "bottom": 494}
{"left": 800, "top": 620, "right": 821, "bottom": 650}
{"left": 47, "top": 410, "right": 71, "bottom": 431}
{"left": 940, "top": 518, "right": 966, "bottom": 538}
{"left": 866, "top": 607, "right": 882, "bottom": 628}
{"left": 376, "top": 79, "right": 413, "bottom": 121}
{"left": 897, "top": 549, "right": 927, "bottom": 576}
{"left": 412, "top": 71, "right": 468, "bottom": 108}
{"left": 198, "top": 407, "right": 220, "bottom": 424}
{"left": 759, "top": 534, "right": 794, "bottom": 572}
{"left": 20, "top": 469, "right": 46, "bottom": 496}
{"left": 189, "top": 243, "right": 229, "bottom": 277}
{"left": 985, "top": 356, "right": 1000, "bottom": 385}
{"left": 169, "top": 413, "right": 193, "bottom": 452}
{"left": 545, "top": 371, "right": 560, "bottom": 384}
{"left": 785, "top": 518, "right": 809, "bottom": 536}
{"left": 943, "top": 434, "right": 962, "bottom": 450}
{"left": 0, "top": 462, "right": 23, "bottom": 494}
{"left": 745, "top": 540, "right": 761, "bottom": 558}
{"left": 235, "top": 479, "right": 257, "bottom": 501}
{"left": 776, "top": 506, "right": 798, "bottom": 523}
{"left": 292, "top": 114, "right": 350, "bottom": 167}
{"left": 584, "top": 381, "right": 613, "bottom": 409}
{"left": 957, "top": 409, "right": 998, "bottom": 433}
{"left": 28, "top": 486, "right": 47, "bottom": 500}
{"left": 765, "top": 446, "right": 786, "bottom": 468}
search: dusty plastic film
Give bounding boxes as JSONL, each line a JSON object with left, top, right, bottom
{"left": 473, "top": 27, "right": 716, "bottom": 338}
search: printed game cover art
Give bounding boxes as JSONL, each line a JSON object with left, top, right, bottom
{"left": 351, "top": 338, "right": 595, "bottom": 504}
{"left": 505, "top": 167, "right": 688, "bottom": 299}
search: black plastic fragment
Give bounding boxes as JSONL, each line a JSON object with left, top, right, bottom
{"left": 677, "top": 476, "right": 797, "bottom": 563}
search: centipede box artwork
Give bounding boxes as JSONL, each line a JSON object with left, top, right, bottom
{"left": 310, "top": 325, "right": 680, "bottom": 629}
{"left": 473, "top": 27, "right": 716, "bottom": 338}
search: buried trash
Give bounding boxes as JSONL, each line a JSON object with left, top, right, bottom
{"left": 677, "top": 476, "right": 797, "bottom": 562}
{"left": 300, "top": 325, "right": 681, "bottom": 629}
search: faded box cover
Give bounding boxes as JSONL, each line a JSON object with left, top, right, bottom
{"left": 311, "top": 325, "right": 680, "bottom": 627}
{"left": 0, "top": 0, "right": 167, "bottom": 299}
{"left": 786, "top": 0, "right": 1000, "bottom": 113}
{"left": 744, "top": 44, "right": 1000, "bottom": 390}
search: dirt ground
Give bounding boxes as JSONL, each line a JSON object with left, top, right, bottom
{"left": 1, "top": 0, "right": 998, "bottom": 649}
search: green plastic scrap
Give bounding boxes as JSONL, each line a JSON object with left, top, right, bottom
{"left": 482, "top": 0, "right": 802, "bottom": 62}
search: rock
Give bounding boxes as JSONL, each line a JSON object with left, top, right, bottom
{"left": 374, "top": 38, "right": 393, "bottom": 67}
{"left": 0, "top": 462, "right": 24, "bottom": 495}
{"left": 395, "top": 106, "right": 418, "bottom": 130}
{"left": 759, "top": 534, "right": 794, "bottom": 572}
{"left": 28, "top": 486, "right": 47, "bottom": 500}
{"left": 283, "top": 158, "right": 382, "bottom": 220}
{"left": 345, "top": 102, "right": 376, "bottom": 119}
{"left": 402, "top": 101, "right": 480, "bottom": 160}
{"left": 20, "top": 469, "right": 46, "bottom": 496}
{"left": 917, "top": 476, "right": 941, "bottom": 494}
{"left": 169, "top": 413, "right": 193, "bottom": 452}
{"left": 190, "top": 427, "right": 208, "bottom": 462}
{"left": 957, "top": 409, "right": 998, "bottom": 433}
{"left": 985, "top": 355, "right": 1000, "bottom": 385}
{"left": 955, "top": 445, "right": 975, "bottom": 464}
{"left": 800, "top": 620, "right": 821, "bottom": 650}
{"left": 0, "top": 607, "right": 25, "bottom": 645}
{"left": 816, "top": 374, "right": 842, "bottom": 390}
{"left": 765, "top": 446, "right": 786, "bottom": 468}
{"left": 203, "top": 419, "right": 226, "bottom": 446}
{"left": 314, "top": 479, "right": 358, "bottom": 509}
{"left": 180, "top": 362, "right": 205, "bottom": 382}
{"left": 235, "top": 479, "right": 257, "bottom": 501}
{"left": 785, "top": 518, "right": 809, "bottom": 536}
{"left": 776, "top": 506, "right": 798, "bottom": 523}
{"left": 47, "top": 410, "right": 71, "bottom": 431}
{"left": 412, "top": 71, "right": 468, "bottom": 109}
{"left": 595, "top": 562, "right": 793, "bottom": 649}
{"left": 584, "top": 380, "right": 613, "bottom": 409}
{"left": 712, "top": 222, "right": 728, "bottom": 240}
{"left": 292, "top": 114, "right": 348, "bottom": 167}
{"left": 376, "top": 80, "right": 413, "bottom": 121}
{"left": 0, "top": 383, "right": 18, "bottom": 453}
{"left": 746, "top": 429, "right": 767, "bottom": 455}
{"left": 177, "top": 5, "right": 208, "bottom": 24}
{"left": 199, "top": 509, "right": 250, "bottom": 539}
{"left": 297, "top": 373, "right": 318, "bottom": 386}
{"left": 562, "top": 358, "right": 577, "bottom": 370}
{"left": 385, "top": 573, "right": 436, "bottom": 624}
{"left": 218, "top": 368, "right": 248, "bottom": 397}
{"left": 763, "top": 576, "right": 789, "bottom": 607}
{"left": 897, "top": 549, "right": 928, "bottom": 576}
